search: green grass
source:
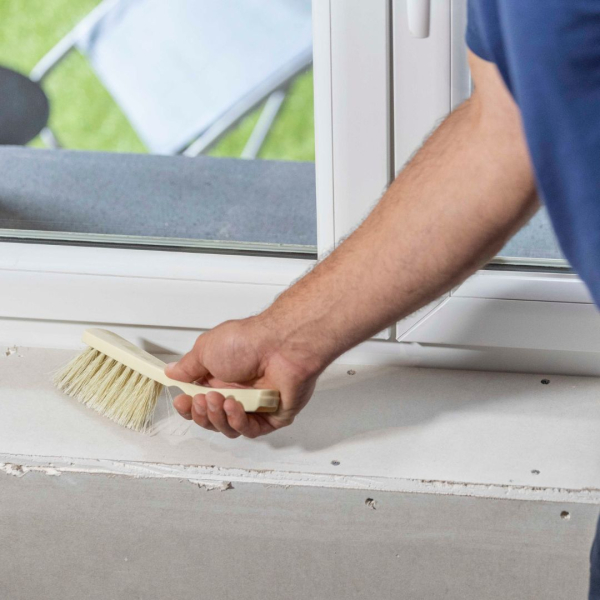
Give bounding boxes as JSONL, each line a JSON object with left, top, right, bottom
{"left": 0, "top": 0, "right": 314, "bottom": 160}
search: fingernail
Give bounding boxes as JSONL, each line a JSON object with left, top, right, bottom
{"left": 165, "top": 362, "right": 178, "bottom": 371}
{"left": 206, "top": 397, "right": 216, "bottom": 412}
{"left": 194, "top": 400, "right": 206, "bottom": 415}
{"left": 224, "top": 404, "right": 232, "bottom": 415}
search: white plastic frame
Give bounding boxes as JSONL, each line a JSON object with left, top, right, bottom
{"left": 386, "top": 0, "right": 598, "bottom": 369}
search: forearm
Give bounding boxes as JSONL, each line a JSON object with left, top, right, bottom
{"left": 259, "top": 82, "right": 537, "bottom": 374}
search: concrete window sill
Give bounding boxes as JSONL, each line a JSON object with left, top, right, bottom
{"left": 2, "top": 345, "right": 600, "bottom": 503}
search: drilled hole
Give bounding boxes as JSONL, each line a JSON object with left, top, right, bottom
{"left": 561, "top": 511, "right": 571, "bottom": 520}
{"left": 541, "top": 379, "right": 550, "bottom": 385}
{"left": 365, "top": 498, "right": 377, "bottom": 510}
{"left": 331, "top": 460, "right": 340, "bottom": 466}
{"left": 531, "top": 469, "right": 540, "bottom": 475}
{"left": 347, "top": 370, "right": 356, "bottom": 376}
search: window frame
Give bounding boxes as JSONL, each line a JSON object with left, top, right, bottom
{"left": 0, "top": 0, "right": 392, "bottom": 347}
{"left": 386, "top": 0, "right": 597, "bottom": 364}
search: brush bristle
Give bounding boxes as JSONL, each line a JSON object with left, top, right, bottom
{"left": 53, "top": 347, "right": 163, "bottom": 432}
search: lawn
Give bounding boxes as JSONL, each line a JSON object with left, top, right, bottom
{"left": 0, "top": 0, "right": 315, "bottom": 161}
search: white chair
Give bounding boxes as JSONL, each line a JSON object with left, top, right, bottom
{"left": 30, "top": 0, "right": 313, "bottom": 157}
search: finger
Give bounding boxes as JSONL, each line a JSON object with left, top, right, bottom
{"left": 173, "top": 394, "right": 193, "bottom": 420}
{"left": 190, "top": 395, "right": 217, "bottom": 432}
{"left": 165, "top": 335, "right": 209, "bottom": 383}
{"left": 203, "top": 392, "right": 241, "bottom": 439}
{"left": 223, "top": 398, "right": 272, "bottom": 438}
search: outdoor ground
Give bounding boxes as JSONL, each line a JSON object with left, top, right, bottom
{"left": 0, "top": 0, "right": 315, "bottom": 161}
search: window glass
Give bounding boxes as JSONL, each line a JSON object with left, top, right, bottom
{"left": 495, "top": 208, "right": 567, "bottom": 268}
{"left": 0, "top": 0, "right": 316, "bottom": 256}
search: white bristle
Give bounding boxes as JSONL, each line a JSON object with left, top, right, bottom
{"left": 53, "top": 347, "right": 163, "bottom": 432}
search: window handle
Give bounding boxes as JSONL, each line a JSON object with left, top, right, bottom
{"left": 407, "top": 0, "right": 431, "bottom": 38}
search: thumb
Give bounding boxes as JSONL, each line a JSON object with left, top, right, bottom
{"left": 165, "top": 337, "right": 209, "bottom": 383}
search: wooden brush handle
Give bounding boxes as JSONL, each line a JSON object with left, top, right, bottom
{"left": 83, "top": 329, "right": 280, "bottom": 413}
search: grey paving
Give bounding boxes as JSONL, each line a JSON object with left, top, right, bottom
{"left": 0, "top": 146, "right": 564, "bottom": 260}
{"left": 0, "top": 147, "right": 317, "bottom": 246}
{"left": 500, "top": 207, "right": 564, "bottom": 261}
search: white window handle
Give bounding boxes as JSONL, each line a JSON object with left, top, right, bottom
{"left": 407, "top": 0, "right": 431, "bottom": 38}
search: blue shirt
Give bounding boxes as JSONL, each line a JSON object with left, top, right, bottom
{"left": 467, "top": 1, "right": 600, "bottom": 305}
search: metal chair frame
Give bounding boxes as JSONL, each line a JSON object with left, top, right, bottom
{"left": 30, "top": 0, "right": 311, "bottom": 159}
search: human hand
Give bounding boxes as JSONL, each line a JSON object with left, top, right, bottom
{"left": 164, "top": 317, "right": 321, "bottom": 439}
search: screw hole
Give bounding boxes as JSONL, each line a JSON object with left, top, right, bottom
{"left": 541, "top": 379, "right": 550, "bottom": 385}
{"left": 347, "top": 369, "right": 356, "bottom": 376}
{"left": 331, "top": 460, "right": 340, "bottom": 466}
{"left": 560, "top": 511, "right": 571, "bottom": 520}
{"left": 365, "top": 498, "right": 377, "bottom": 510}
{"left": 531, "top": 469, "right": 540, "bottom": 475}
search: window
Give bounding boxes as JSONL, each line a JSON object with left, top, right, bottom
{"left": 0, "top": 0, "right": 316, "bottom": 255}
{"left": 496, "top": 212, "right": 566, "bottom": 268}
{"left": 0, "top": 0, "right": 391, "bottom": 348}
{"left": 1, "top": 0, "right": 598, "bottom": 375}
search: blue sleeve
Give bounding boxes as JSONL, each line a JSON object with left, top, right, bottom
{"left": 497, "top": 1, "right": 600, "bottom": 303}
{"left": 465, "top": 1, "right": 493, "bottom": 62}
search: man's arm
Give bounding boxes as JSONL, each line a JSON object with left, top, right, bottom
{"left": 166, "top": 52, "right": 538, "bottom": 438}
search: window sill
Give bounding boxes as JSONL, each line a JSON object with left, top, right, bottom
{"left": 3, "top": 345, "right": 600, "bottom": 503}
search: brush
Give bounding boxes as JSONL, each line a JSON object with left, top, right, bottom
{"left": 53, "top": 328, "right": 280, "bottom": 432}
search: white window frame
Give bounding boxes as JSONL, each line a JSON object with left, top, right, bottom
{"left": 1, "top": 0, "right": 598, "bottom": 375}
{"left": 387, "top": 0, "right": 596, "bottom": 365}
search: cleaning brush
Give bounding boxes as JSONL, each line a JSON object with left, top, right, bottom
{"left": 53, "top": 328, "right": 280, "bottom": 432}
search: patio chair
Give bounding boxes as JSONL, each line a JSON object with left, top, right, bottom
{"left": 30, "top": 0, "right": 313, "bottom": 157}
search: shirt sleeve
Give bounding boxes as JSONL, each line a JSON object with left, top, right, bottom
{"left": 497, "top": 1, "right": 600, "bottom": 303}
{"left": 465, "top": 1, "right": 493, "bottom": 62}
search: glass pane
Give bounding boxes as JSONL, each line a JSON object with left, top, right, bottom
{"left": 0, "top": 0, "right": 317, "bottom": 256}
{"left": 494, "top": 208, "right": 568, "bottom": 269}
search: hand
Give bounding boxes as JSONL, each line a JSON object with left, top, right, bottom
{"left": 164, "top": 317, "right": 320, "bottom": 439}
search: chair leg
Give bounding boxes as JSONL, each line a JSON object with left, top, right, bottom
{"left": 240, "top": 89, "right": 287, "bottom": 160}
{"left": 39, "top": 127, "right": 62, "bottom": 149}
{"left": 30, "top": 0, "right": 122, "bottom": 82}
{"left": 182, "top": 120, "right": 233, "bottom": 157}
